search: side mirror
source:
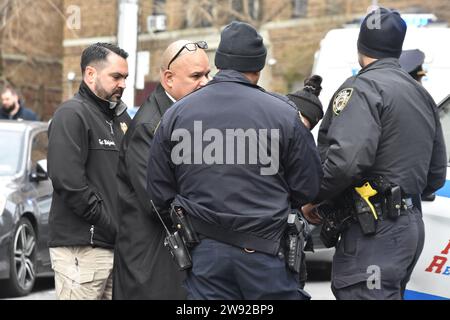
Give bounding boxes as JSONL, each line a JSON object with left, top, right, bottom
{"left": 30, "top": 159, "right": 48, "bottom": 182}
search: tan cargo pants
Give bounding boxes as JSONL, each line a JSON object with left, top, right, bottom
{"left": 49, "top": 246, "right": 114, "bottom": 300}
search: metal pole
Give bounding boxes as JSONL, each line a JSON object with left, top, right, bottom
{"left": 117, "top": 0, "right": 139, "bottom": 108}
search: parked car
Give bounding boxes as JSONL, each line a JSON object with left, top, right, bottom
{"left": 0, "top": 120, "right": 53, "bottom": 297}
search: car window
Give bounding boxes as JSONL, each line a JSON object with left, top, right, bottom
{"left": 438, "top": 97, "right": 450, "bottom": 166}
{"left": 31, "top": 131, "right": 48, "bottom": 168}
{"left": 0, "top": 130, "right": 24, "bottom": 176}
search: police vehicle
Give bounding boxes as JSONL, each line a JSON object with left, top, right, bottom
{"left": 405, "top": 94, "right": 450, "bottom": 300}
{"left": 310, "top": 13, "right": 450, "bottom": 299}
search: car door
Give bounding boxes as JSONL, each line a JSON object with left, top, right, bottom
{"left": 405, "top": 95, "right": 450, "bottom": 300}
{"left": 29, "top": 130, "right": 52, "bottom": 271}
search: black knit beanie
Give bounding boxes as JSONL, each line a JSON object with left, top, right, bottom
{"left": 357, "top": 7, "right": 407, "bottom": 59}
{"left": 215, "top": 21, "right": 267, "bottom": 72}
{"left": 287, "top": 75, "right": 324, "bottom": 129}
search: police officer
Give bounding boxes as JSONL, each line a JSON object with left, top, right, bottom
{"left": 146, "top": 21, "right": 323, "bottom": 300}
{"left": 400, "top": 48, "right": 437, "bottom": 207}
{"left": 303, "top": 8, "right": 447, "bottom": 300}
{"left": 399, "top": 49, "right": 426, "bottom": 83}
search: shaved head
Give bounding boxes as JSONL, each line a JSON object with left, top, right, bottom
{"left": 161, "top": 40, "right": 192, "bottom": 71}
{"left": 160, "top": 39, "right": 211, "bottom": 101}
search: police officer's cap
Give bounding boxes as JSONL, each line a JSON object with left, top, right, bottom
{"left": 399, "top": 49, "right": 426, "bottom": 80}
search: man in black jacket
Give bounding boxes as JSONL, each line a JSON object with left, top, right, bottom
{"left": 147, "top": 22, "right": 323, "bottom": 300}
{"left": 0, "top": 86, "right": 39, "bottom": 121}
{"left": 113, "top": 40, "right": 210, "bottom": 300}
{"left": 303, "top": 8, "right": 447, "bottom": 300}
{"left": 47, "top": 43, "right": 131, "bottom": 300}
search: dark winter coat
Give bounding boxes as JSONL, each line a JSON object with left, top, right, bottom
{"left": 113, "top": 84, "right": 187, "bottom": 300}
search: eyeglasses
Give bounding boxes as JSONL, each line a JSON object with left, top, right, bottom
{"left": 167, "top": 41, "right": 208, "bottom": 70}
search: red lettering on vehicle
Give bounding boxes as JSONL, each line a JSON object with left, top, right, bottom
{"left": 425, "top": 256, "right": 447, "bottom": 273}
{"left": 441, "top": 240, "right": 450, "bottom": 255}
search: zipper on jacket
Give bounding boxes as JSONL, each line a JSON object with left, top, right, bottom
{"left": 90, "top": 225, "right": 95, "bottom": 245}
{"left": 105, "top": 120, "right": 114, "bottom": 135}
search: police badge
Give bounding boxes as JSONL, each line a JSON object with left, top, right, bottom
{"left": 120, "top": 122, "right": 128, "bottom": 134}
{"left": 333, "top": 88, "right": 353, "bottom": 116}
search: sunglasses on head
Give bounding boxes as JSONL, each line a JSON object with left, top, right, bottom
{"left": 167, "top": 41, "right": 208, "bottom": 70}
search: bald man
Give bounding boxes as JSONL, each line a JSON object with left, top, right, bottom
{"left": 113, "top": 40, "right": 210, "bottom": 299}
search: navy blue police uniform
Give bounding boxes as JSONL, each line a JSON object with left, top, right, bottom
{"left": 147, "top": 21, "right": 322, "bottom": 300}
{"left": 147, "top": 69, "right": 323, "bottom": 299}
{"left": 315, "top": 8, "right": 447, "bottom": 300}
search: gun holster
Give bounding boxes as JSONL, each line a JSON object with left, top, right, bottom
{"left": 170, "top": 205, "right": 200, "bottom": 247}
{"left": 352, "top": 191, "right": 377, "bottom": 235}
{"left": 385, "top": 185, "right": 402, "bottom": 219}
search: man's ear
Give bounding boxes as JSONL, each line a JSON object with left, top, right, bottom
{"left": 84, "top": 66, "right": 97, "bottom": 84}
{"left": 162, "top": 69, "right": 174, "bottom": 89}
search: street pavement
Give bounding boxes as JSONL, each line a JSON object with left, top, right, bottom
{"left": 2, "top": 266, "right": 334, "bottom": 300}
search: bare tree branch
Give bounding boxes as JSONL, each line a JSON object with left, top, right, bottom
{"left": 183, "top": 0, "right": 292, "bottom": 30}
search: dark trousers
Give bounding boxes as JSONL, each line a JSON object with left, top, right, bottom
{"left": 331, "top": 208, "right": 425, "bottom": 300}
{"left": 184, "top": 238, "right": 303, "bottom": 300}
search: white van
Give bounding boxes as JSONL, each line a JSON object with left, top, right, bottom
{"left": 312, "top": 13, "right": 450, "bottom": 137}
{"left": 310, "top": 14, "right": 450, "bottom": 300}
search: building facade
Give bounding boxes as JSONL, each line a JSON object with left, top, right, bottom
{"left": 60, "top": 0, "right": 450, "bottom": 108}
{"left": 0, "top": 0, "right": 64, "bottom": 120}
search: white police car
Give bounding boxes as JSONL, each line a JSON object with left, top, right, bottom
{"left": 404, "top": 95, "right": 450, "bottom": 300}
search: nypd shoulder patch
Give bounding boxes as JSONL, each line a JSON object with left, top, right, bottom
{"left": 333, "top": 88, "right": 353, "bottom": 116}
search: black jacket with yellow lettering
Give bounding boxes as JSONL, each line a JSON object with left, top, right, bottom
{"left": 48, "top": 81, "right": 131, "bottom": 249}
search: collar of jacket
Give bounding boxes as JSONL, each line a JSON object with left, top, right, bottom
{"left": 78, "top": 81, "right": 128, "bottom": 117}
{"left": 358, "top": 57, "right": 401, "bottom": 75}
{"left": 0, "top": 103, "right": 24, "bottom": 119}
{"left": 154, "top": 83, "right": 173, "bottom": 116}
{"left": 209, "top": 69, "right": 264, "bottom": 90}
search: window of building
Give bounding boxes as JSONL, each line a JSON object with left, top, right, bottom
{"left": 153, "top": 0, "right": 166, "bottom": 15}
{"left": 292, "top": 0, "right": 308, "bottom": 18}
{"left": 186, "top": 0, "right": 213, "bottom": 28}
{"left": 230, "top": 0, "right": 260, "bottom": 21}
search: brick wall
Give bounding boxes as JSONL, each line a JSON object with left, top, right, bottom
{"left": 1, "top": 0, "right": 64, "bottom": 120}
{"left": 61, "top": 0, "right": 450, "bottom": 104}
{"left": 64, "top": 0, "right": 118, "bottom": 40}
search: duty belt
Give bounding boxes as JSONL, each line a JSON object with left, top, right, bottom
{"left": 373, "top": 197, "right": 414, "bottom": 220}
